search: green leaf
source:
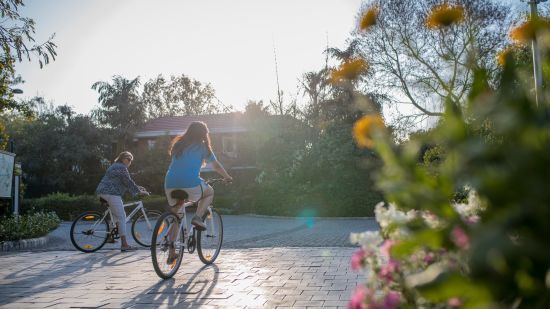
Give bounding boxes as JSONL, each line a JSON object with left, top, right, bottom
{"left": 391, "top": 229, "right": 443, "bottom": 258}
{"left": 410, "top": 270, "right": 494, "bottom": 308}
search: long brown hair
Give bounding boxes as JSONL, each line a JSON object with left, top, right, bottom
{"left": 169, "top": 121, "right": 213, "bottom": 158}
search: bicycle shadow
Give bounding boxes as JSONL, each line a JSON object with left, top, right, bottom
{"left": 121, "top": 263, "right": 221, "bottom": 307}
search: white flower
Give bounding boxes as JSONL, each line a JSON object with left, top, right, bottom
{"left": 375, "top": 202, "right": 410, "bottom": 229}
{"left": 421, "top": 211, "right": 444, "bottom": 228}
{"left": 350, "top": 230, "right": 383, "bottom": 247}
{"left": 453, "top": 189, "right": 485, "bottom": 218}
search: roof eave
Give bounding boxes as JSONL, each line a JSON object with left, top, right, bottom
{"left": 135, "top": 127, "right": 248, "bottom": 138}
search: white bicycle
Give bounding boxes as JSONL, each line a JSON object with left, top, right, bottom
{"left": 151, "top": 178, "right": 226, "bottom": 279}
{"left": 70, "top": 197, "right": 162, "bottom": 253}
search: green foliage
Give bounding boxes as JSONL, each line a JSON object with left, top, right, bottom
{"left": 23, "top": 192, "right": 170, "bottom": 221}
{"left": 91, "top": 76, "right": 145, "bottom": 153}
{"left": 0, "top": 0, "right": 57, "bottom": 148}
{"left": 247, "top": 101, "right": 383, "bottom": 217}
{"left": 0, "top": 211, "right": 60, "bottom": 242}
{"left": 372, "top": 49, "right": 550, "bottom": 307}
{"left": 142, "top": 74, "right": 230, "bottom": 117}
{"left": 6, "top": 101, "right": 109, "bottom": 197}
{"left": 23, "top": 193, "right": 99, "bottom": 220}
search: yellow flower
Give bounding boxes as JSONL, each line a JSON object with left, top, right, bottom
{"left": 330, "top": 58, "right": 368, "bottom": 83}
{"left": 359, "top": 6, "right": 379, "bottom": 31}
{"left": 496, "top": 47, "right": 514, "bottom": 67}
{"left": 425, "top": 4, "right": 465, "bottom": 29}
{"left": 353, "top": 115, "right": 385, "bottom": 148}
{"left": 510, "top": 17, "right": 550, "bottom": 44}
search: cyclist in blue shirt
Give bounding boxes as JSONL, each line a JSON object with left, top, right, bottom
{"left": 165, "top": 121, "right": 232, "bottom": 230}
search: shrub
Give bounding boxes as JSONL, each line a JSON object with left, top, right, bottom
{"left": 0, "top": 212, "right": 61, "bottom": 242}
{"left": 350, "top": 46, "right": 550, "bottom": 309}
{"left": 22, "top": 191, "right": 240, "bottom": 221}
{"left": 348, "top": 3, "right": 550, "bottom": 308}
{"left": 23, "top": 192, "right": 170, "bottom": 220}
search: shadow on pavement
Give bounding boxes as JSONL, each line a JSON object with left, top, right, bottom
{"left": 0, "top": 250, "right": 149, "bottom": 306}
{"left": 122, "top": 263, "right": 220, "bottom": 307}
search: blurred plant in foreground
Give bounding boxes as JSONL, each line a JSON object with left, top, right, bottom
{"left": 349, "top": 2, "right": 550, "bottom": 308}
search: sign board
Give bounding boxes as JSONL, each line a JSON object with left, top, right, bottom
{"left": 0, "top": 150, "right": 15, "bottom": 198}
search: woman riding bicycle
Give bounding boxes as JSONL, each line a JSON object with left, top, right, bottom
{"left": 164, "top": 121, "right": 232, "bottom": 230}
{"left": 96, "top": 151, "right": 148, "bottom": 252}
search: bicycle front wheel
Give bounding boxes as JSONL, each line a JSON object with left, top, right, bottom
{"left": 70, "top": 211, "right": 109, "bottom": 253}
{"left": 151, "top": 212, "right": 184, "bottom": 279}
{"left": 132, "top": 210, "right": 162, "bottom": 247}
{"left": 197, "top": 208, "right": 223, "bottom": 264}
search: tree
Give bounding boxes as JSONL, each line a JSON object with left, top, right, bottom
{"left": 0, "top": 0, "right": 57, "bottom": 116}
{"left": 92, "top": 76, "right": 145, "bottom": 153}
{"left": 353, "top": 0, "right": 510, "bottom": 127}
{"left": 142, "top": 73, "right": 230, "bottom": 118}
{"left": 299, "top": 69, "right": 330, "bottom": 126}
{"left": 0, "top": 0, "right": 57, "bottom": 150}
{"left": 6, "top": 100, "right": 108, "bottom": 196}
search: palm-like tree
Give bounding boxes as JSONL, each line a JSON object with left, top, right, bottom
{"left": 92, "top": 76, "right": 144, "bottom": 152}
{"left": 300, "top": 69, "right": 330, "bottom": 126}
{"left": 324, "top": 39, "right": 361, "bottom": 62}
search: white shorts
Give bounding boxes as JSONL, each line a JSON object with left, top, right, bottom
{"left": 165, "top": 182, "right": 207, "bottom": 207}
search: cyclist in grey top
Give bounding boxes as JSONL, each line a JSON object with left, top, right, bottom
{"left": 96, "top": 151, "right": 148, "bottom": 251}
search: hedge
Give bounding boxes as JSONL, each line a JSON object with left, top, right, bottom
{"left": 0, "top": 212, "right": 61, "bottom": 242}
{"left": 22, "top": 192, "right": 238, "bottom": 221}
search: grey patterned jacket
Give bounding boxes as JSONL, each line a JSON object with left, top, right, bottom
{"left": 95, "top": 162, "right": 141, "bottom": 197}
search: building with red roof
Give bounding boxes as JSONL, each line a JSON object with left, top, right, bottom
{"left": 135, "top": 113, "right": 256, "bottom": 171}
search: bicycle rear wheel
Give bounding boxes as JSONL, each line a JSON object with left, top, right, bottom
{"left": 70, "top": 211, "right": 109, "bottom": 253}
{"left": 132, "top": 210, "right": 162, "bottom": 247}
{"left": 197, "top": 208, "right": 223, "bottom": 264}
{"left": 151, "top": 212, "right": 184, "bottom": 279}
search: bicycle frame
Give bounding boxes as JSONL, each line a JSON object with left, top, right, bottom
{"left": 173, "top": 202, "right": 215, "bottom": 250}
{"left": 92, "top": 200, "right": 153, "bottom": 235}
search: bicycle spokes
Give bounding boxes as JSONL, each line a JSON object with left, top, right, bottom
{"left": 70, "top": 212, "right": 110, "bottom": 253}
{"left": 151, "top": 213, "right": 184, "bottom": 279}
{"left": 197, "top": 209, "right": 223, "bottom": 264}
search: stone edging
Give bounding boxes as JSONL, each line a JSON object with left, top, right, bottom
{"left": 0, "top": 235, "right": 50, "bottom": 252}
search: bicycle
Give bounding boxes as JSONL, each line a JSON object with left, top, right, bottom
{"left": 151, "top": 178, "right": 226, "bottom": 279}
{"left": 70, "top": 195, "right": 162, "bottom": 253}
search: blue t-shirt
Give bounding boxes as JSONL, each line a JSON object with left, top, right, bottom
{"left": 165, "top": 143, "right": 217, "bottom": 188}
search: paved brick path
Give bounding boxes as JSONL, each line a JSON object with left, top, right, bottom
{"left": 0, "top": 248, "right": 363, "bottom": 308}
{"left": 46, "top": 215, "right": 378, "bottom": 250}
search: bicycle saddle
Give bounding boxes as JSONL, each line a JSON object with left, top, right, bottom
{"left": 170, "top": 190, "right": 189, "bottom": 200}
{"left": 99, "top": 197, "right": 108, "bottom": 204}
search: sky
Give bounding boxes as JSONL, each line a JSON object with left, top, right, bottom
{"left": 14, "top": 0, "right": 365, "bottom": 115}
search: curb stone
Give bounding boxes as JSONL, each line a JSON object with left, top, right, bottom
{"left": 0, "top": 235, "right": 50, "bottom": 252}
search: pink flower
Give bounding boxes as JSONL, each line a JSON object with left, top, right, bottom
{"left": 348, "top": 285, "right": 371, "bottom": 309}
{"left": 423, "top": 252, "right": 435, "bottom": 265}
{"left": 380, "top": 291, "right": 401, "bottom": 309}
{"left": 351, "top": 248, "right": 366, "bottom": 271}
{"left": 447, "top": 297, "right": 463, "bottom": 307}
{"left": 378, "top": 260, "right": 399, "bottom": 282}
{"left": 380, "top": 239, "right": 397, "bottom": 258}
{"left": 451, "top": 226, "right": 470, "bottom": 250}
{"left": 464, "top": 215, "right": 480, "bottom": 225}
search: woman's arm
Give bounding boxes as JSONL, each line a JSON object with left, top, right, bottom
{"left": 117, "top": 165, "right": 142, "bottom": 196}
{"left": 212, "top": 160, "right": 232, "bottom": 181}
